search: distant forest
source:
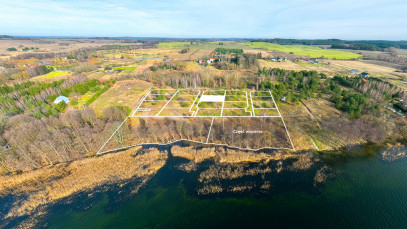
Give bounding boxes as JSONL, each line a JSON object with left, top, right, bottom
{"left": 250, "top": 39, "right": 407, "bottom": 51}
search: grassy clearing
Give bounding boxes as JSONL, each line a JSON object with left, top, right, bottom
{"left": 113, "top": 66, "right": 137, "bottom": 71}
{"left": 74, "top": 91, "right": 94, "bottom": 107}
{"left": 239, "top": 42, "right": 362, "bottom": 59}
{"left": 35, "top": 71, "right": 69, "bottom": 79}
{"left": 90, "top": 79, "right": 152, "bottom": 115}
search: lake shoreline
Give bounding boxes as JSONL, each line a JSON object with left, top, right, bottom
{"left": 1, "top": 139, "right": 406, "bottom": 228}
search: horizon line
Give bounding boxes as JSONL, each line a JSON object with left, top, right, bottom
{"left": 1, "top": 35, "right": 406, "bottom": 42}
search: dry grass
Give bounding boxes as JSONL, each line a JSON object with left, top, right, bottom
{"left": 173, "top": 49, "right": 214, "bottom": 61}
{"left": 327, "top": 60, "right": 407, "bottom": 89}
{"left": 278, "top": 98, "right": 342, "bottom": 151}
{"left": 259, "top": 59, "right": 335, "bottom": 75}
{"left": 90, "top": 79, "right": 152, "bottom": 115}
{"left": 0, "top": 147, "right": 167, "bottom": 219}
{"left": 171, "top": 145, "right": 295, "bottom": 164}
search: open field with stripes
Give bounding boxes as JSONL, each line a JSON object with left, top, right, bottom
{"left": 98, "top": 88, "right": 295, "bottom": 153}
{"left": 132, "top": 88, "right": 279, "bottom": 117}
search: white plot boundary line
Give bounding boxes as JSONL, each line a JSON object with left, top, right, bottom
{"left": 133, "top": 89, "right": 282, "bottom": 118}
{"left": 189, "top": 90, "right": 201, "bottom": 116}
{"left": 269, "top": 90, "right": 295, "bottom": 151}
{"left": 250, "top": 92, "right": 255, "bottom": 116}
{"left": 155, "top": 89, "right": 179, "bottom": 116}
{"left": 245, "top": 91, "right": 253, "bottom": 117}
{"left": 98, "top": 86, "right": 153, "bottom": 155}
{"left": 206, "top": 117, "right": 215, "bottom": 143}
{"left": 98, "top": 88, "right": 295, "bottom": 155}
{"left": 220, "top": 90, "right": 226, "bottom": 116}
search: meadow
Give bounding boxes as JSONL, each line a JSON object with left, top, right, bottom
{"left": 239, "top": 42, "right": 363, "bottom": 59}
{"left": 113, "top": 66, "right": 138, "bottom": 72}
{"left": 35, "top": 71, "right": 69, "bottom": 79}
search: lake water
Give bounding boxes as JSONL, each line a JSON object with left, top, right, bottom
{"left": 7, "top": 147, "right": 407, "bottom": 228}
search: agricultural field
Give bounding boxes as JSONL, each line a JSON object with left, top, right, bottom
{"left": 258, "top": 59, "right": 336, "bottom": 75}
{"left": 395, "top": 48, "right": 407, "bottom": 58}
{"left": 239, "top": 42, "right": 363, "bottom": 59}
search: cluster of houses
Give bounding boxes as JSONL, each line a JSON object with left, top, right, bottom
{"left": 266, "top": 57, "right": 288, "bottom": 62}
{"left": 197, "top": 57, "right": 217, "bottom": 64}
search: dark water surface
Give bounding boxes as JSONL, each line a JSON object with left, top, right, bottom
{"left": 23, "top": 150, "right": 407, "bottom": 228}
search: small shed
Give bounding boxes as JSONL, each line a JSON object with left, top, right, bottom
{"left": 360, "top": 72, "right": 370, "bottom": 77}
{"left": 54, "top": 96, "right": 70, "bottom": 104}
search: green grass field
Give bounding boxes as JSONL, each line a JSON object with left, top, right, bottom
{"left": 36, "top": 71, "right": 69, "bottom": 79}
{"left": 113, "top": 66, "right": 138, "bottom": 71}
{"left": 74, "top": 91, "right": 94, "bottom": 107}
{"left": 239, "top": 42, "right": 362, "bottom": 59}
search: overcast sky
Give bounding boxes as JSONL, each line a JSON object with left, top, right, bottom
{"left": 0, "top": 0, "right": 406, "bottom": 40}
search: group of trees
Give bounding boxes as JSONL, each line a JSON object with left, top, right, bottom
{"left": 213, "top": 53, "right": 260, "bottom": 70}
{"left": 259, "top": 68, "right": 323, "bottom": 102}
{"left": 0, "top": 63, "right": 55, "bottom": 80}
{"left": 214, "top": 48, "right": 243, "bottom": 55}
{"left": 150, "top": 62, "right": 184, "bottom": 72}
{"left": 0, "top": 107, "right": 127, "bottom": 172}
{"left": 332, "top": 75, "right": 400, "bottom": 101}
{"left": 0, "top": 74, "right": 92, "bottom": 117}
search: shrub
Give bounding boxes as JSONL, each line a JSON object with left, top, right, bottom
{"left": 70, "top": 100, "right": 79, "bottom": 106}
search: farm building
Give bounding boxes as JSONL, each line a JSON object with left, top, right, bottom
{"left": 54, "top": 96, "right": 70, "bottom": 104}
{"left": 207, "top": 57, "right": 217, "bottom": 64}
{"left": 360, "top": 72, "right": 370, "bottom": 77}
{"left": 309, "top": 59, "right": 319, "bottom": 64}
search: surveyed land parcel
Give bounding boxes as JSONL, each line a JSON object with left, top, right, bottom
{"left": 98, "top": 88, "right": 295, "bottom": 153}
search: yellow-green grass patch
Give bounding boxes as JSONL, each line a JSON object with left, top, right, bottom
{"left": 113, "top": 66, "right": 138, "bottom": 72}
{"left": 35, "top": 71, "right": 69, "bottom": 79}
{"left": 90, "top": 79, "right": 152, "bottom": 115}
